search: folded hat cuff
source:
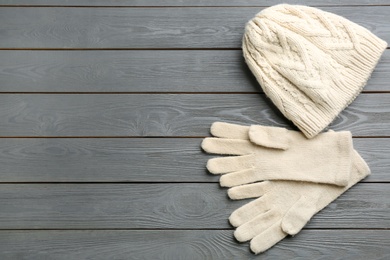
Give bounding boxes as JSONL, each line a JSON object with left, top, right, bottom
{"left": 278, "top": 35, "right": 386, "bottom": 138}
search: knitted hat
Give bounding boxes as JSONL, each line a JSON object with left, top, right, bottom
{"left": 243, "top": 4, "right": 387, "bottom": 138}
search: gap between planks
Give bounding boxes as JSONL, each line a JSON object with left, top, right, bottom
{"left": 0, "top": 5, "right": 390, "bottom": 8}
{"left": 0, "top": 182, "right": 387, "bottom": 184}
{"left": 0, "top": 48, "right": 388, "bottom": 50}
{"left": 0, "top": 228, "right": 388, "bottom": 231}
{"left": 0, "top": 92, "right": 388, "bottom": 94}
{"left": 0, "top": 136, "right": 386, "bottom": 138}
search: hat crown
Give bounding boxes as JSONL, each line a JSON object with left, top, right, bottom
{"left": 243, "top": 4, "right": 387, "bottom": 138}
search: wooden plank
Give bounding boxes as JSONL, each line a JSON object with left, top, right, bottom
{"left": 354, "top": 139, "right": 390, "bottom": 182}
{"left": 0, "top": 94, "right": 388, "bottom": 137}
{"left": 0, "top": 230, "right": 389, "bottom": 260}
{"left": 0, "top": 7, "right": 389, "bottom": 48}
{"left": 0, "top": 183, "right": 388, "bottom": 229}
{"left": 0, "top": 50, "right": 388, "bottom": 92}
{"left": 0, "top": 138, "right": 386, "bottom": 183}
{"left": 0, "top": 0, "right": 388, "bottom": 6}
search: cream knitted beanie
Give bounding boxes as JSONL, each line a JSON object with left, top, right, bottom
{"left": 243, "top": 4, "right": 387, "bottom": 138}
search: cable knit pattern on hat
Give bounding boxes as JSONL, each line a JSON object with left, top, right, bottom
{"left": 243, "top": 4, "right": 387, "bottom": 138}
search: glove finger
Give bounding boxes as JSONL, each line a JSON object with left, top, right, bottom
{"left": 206, "top": 154, "right": 254, "bottom": 174}
{"left": 281, "top": 195, "right": 317, "bottom": 235}
{"left": 228, "top": 181, "right": 274, "bottom": 200}
{"left": 201, "top": 138, "right": 254, "bottom": 155}
{"left": 229, "top": 193, "right": 271, "bottom": 227}
{"left": 221, "top": 163, "right": 345, "bottom": 185}
{"left": 210, "top": 122, "right": 250, "bottom": 139}
{"left": 220, "top": 168, "right": 261, "bottom": 187}
{"left": 233, "top": 209, "right": 277, "bottom": 242}
{"left": 250, "top": 221, "right": 287, "bottom": 254}
{"left": 249, "top": 125, "right": 290, "bottom": 150}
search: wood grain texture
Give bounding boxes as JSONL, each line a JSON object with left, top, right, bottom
{"left": 0, "top": 94, "right": 388, "bottom": 137}
{"left": 0, "top": 183, "right": 388, "bottom": 229}
{"left": 0, "top": 7, "right": 389, "bottom": 48}
{"left": 0, "top": 3, "right": 388, "bottom": 259}
{"left": 0, "top": 0, "right": 388, "bottom": 6}
{"left": 0, "top": 50, "right": 388, "bottom": 92}
{"left": 0, "top": 230, "right": 389, "bottom": 260}
{"left": 0, "top": 138, "right": 386, "bottom": 182}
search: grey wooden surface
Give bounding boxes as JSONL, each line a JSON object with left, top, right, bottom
{"left": 0, "top": 230, "right": 389, "bottom": 260}
{"left": 0, "top": 183, "right": 388, "bottom": 229}
{"left": 0, "top": 7, "right": 389, "bottom": 48}
{"left": 0, "top": 94, "right": 388, "bottom": 137}
{"left": 0, "top": 50, "right": 388, "bottom": 92}
{"left": 0, "top": 0, "right": 388, "bottom": 6}
{"left": 0, "top": 138, "right": 387, "bottom": 182}
{"left": 0, "top": 1, "right": 389, "bottom": 259}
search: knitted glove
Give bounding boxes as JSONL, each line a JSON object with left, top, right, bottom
{"left": 201, "top": 122, "right": 352, "bottom": 187}
{"left": 227, "top": 149, "right": 370, "bottom": 254}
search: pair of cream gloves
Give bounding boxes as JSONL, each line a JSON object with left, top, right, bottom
{"left": 201, "top": 122, "right": 370, "bottom": 254}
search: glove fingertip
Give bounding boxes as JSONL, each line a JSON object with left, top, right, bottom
{"left": 210, "top": 122, "right": 225, "bottom": 135}
{"left": 250, "top": 242, "right": 265, "bottom": 255}
{"left": 227, "top": 187, "right": 240, "bottom": 200}
{"left": 219, "top": 175, "right": 234, "bottom": 187}
{"left": 281, "top": 220, "right": 300, "bottom": 236}
{"left": 205, "top": 160, "right": 218, "bottom": 174}
{"left": 233, "top": 229, "right": 248, "bottom": 242}
{"left": 228, "top": 214, "right": 241, "bottom": 227}
{"left": 200, "top": 138, "right": 213, "bottom": 152}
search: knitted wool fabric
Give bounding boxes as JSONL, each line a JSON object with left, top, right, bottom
{"left": 243, "top": 4, "right": 387, "bottom": 138}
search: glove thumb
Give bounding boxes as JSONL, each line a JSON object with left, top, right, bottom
{"left": 248, "top": 125, "right": 290, "bottom": 150}
{"left": 281, "top": 195, "right": 319, "bottom": 235}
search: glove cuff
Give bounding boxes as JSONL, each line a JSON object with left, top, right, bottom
{"left": 332, "top": 131, "right": 353, "bottom": 186}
